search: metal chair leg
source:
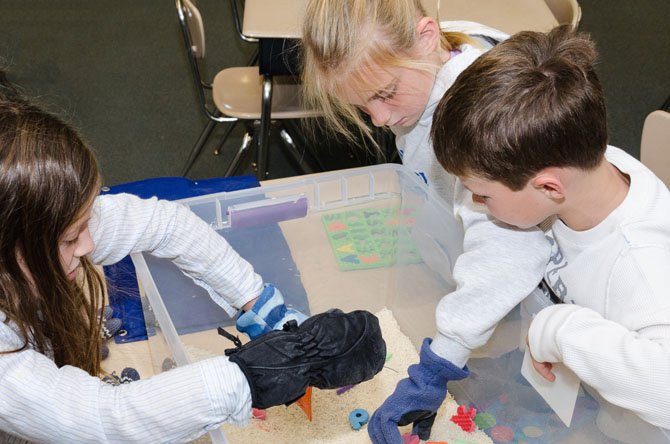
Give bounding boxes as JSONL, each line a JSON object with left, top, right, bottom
{"left": 256, "top": 74, "right": 273, "bottom": 180}
{"left": 278, "top": 126, "right": 317, "bottom": 175}
{"left": 281, "top": 119, "right": 327, "bottom": 171}
{"left": 225, "top": 131, "right": 254, "bottom": 177}
{"left": 181, "top": 118, "right": 218, "bottom": 176}
{"left": 213, "top": 120, "right": 240, "bottom": 155}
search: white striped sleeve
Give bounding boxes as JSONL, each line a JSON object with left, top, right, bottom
{"left": 89, "top": 193, "right": 263, "bottom": 315}
{"left": 0, "top": 330, "right": 251, "bottom": 443}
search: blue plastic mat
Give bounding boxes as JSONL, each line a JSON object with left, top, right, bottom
{"left": 101, "top": 176, "right": 261, "bottom": 343}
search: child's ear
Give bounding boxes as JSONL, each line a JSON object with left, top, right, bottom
{"left": 531, "top": 169, "right": 566, "bottom": 200}
{"left": 415, "top": 16, "right": 441, "bottom": 55}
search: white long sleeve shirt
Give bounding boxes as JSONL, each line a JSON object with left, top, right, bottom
{"left": 392, "top": 22, "right": 551, "bottom": 367}
{"left": 528, "top": 147, "right": 670, "bottom": 434}
{"left": 0, "top": 193, "right": 258, "bottom": 443}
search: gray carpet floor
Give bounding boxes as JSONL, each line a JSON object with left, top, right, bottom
{"left": 1, "top": 0, "right": 669, "bottom": 186}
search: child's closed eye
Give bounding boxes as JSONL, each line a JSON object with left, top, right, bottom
{"left": 371, "top": 82, "right": 398, "bottom": 103}
{"left": 472, "top": 194, "right": 489, "bottom": 204}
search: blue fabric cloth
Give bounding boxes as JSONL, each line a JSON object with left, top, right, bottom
{"left": 101, "top": 175, "right": 259, "bottom": 201}
{"left": 101, "top": 175, "right": 260, "bottom": 343}
{"left": 368, "top": 338, "right": 470, "bottom": 444}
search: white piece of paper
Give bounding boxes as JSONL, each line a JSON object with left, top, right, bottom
{"left": 521, "top": 348, "right": 581, "bottom": 427}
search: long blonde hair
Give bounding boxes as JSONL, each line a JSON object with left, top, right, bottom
{"left": 301, "top": 0, "right": 471, "bottom": 146}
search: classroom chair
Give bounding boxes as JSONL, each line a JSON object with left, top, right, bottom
{"left": 640, "top": 109, "right": 670, "bottom": 186}
{"left": 176, "top": 0, "right": 320, "bottom": 179}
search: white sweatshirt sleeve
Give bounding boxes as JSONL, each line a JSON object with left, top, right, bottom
{"left": 431, "top": 182, "right": 551, "bottom": 367}
{"left": 0, "top": 327, "right": 251, "bottom": 443}
{"left": 90, "top": 193, "right": 264, "bottom": 316}
{"left": 528, "top": 246, "right": 670, "bottom": 429}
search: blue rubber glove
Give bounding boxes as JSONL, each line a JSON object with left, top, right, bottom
{"left": 368, "top": 338, "right": 469, "bottom": 444}
{"left": 236, "top": 283, "right": 308, "bottom": 340}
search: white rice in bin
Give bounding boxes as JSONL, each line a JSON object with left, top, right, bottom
{"left": 187, "top": 308, "right": 493, "bottom": 444}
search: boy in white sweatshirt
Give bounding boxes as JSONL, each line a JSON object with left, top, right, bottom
{"left": 431, "top": 25, "right": 670, "bottom": 443}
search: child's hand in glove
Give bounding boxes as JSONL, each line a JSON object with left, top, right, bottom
{"left": 236, "top": 283, "right": 308, "bottom": 339}
{"left": 368, "top": 338, "right": 469, "bottom": 444}
{"left": 223, "top": 309, "right": 386, "bottom": 409}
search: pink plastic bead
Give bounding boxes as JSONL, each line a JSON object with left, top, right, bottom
{"left": 401, "top": 432, "right": 420, "bottom": 444}
{"left": 252, "top": 408, "right": 267, "bottom": 420}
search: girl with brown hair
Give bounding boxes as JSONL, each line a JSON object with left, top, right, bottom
{"left": 0, "top": 95, "right": 384, "bottom": 442}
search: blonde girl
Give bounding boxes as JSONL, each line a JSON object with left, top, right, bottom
{"left": 301, "top": 1, "right": 550, "bottom": 443}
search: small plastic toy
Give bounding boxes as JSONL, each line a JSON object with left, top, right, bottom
{"left": 336, "top": 384, "right": 355, "bottom": 395}
{"left": 348, "top": 408, "right": 370, "bottom": 430}
{"left": 401, "top": 432, "right": 420, "bottom": 444}
{"left": 473, "top": 411, "right": 496, "bottom": 430}
{"left": 451, "top": 404, "right": 478, "bottom": 432}
{"left": 251, "top": 408, "right": 266, "bottom": 420}
{"left": 296, "top": 386, "right": 313, "bottom": 421}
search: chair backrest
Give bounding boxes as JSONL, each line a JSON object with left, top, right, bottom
{"left": 176, "top": 0, "right": 212, "bottom": 115}
{"left": 640, "top": 110, "right": 670, "bottom": 186}
{"left": 422, "top": 0, "right": 581, "bottom": 34}
{"left": 177, "top": 0, "right": 206, "bottom": 59}
{"left": 544, "top": 0, "right": 581, "bottom": 29}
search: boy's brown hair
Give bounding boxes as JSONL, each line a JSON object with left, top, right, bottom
{"left": 431, "top": 25, "right": 607, "bottom": 191}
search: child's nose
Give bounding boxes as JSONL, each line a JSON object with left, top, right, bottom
{"left": 367, "top": 102, "right": 391, "bottom": 127}
{"left": 75, "top": 228, "right": 95, "bottom": 257}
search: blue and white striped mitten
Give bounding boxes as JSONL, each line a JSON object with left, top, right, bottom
{"left": 236, "top": 284, "right": 308, "bottom": 340}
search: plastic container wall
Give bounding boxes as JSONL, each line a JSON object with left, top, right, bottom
{"left": 131, "top": 163, "right": 642, "bottom": 443}
{"left": 131, "top": 164, "right": 463, "bottom": 443}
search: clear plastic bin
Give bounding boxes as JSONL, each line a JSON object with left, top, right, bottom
{"left": 131, "top": 164, "right": 636, "bottom": 444}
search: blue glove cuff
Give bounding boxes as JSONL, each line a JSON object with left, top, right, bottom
{"left": 236, "top": 284, "right": 308, "bottom": 339}
{"left": 418, "top": 338, "right": 469, "bottom": 382}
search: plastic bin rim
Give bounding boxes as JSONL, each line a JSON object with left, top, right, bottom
{"left": 174, "top": 163, "right": 455, "bottom": 214}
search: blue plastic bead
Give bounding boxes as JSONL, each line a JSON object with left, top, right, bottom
{"left": 348, "top": 408, "right": 369, "bottom": 430}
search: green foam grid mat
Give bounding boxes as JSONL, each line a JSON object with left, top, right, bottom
{"left": 322, "top": 207, "right": 422, "bottom": 271}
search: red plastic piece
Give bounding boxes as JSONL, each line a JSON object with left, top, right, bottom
{"left": 251, "top": 408, "right": 266, "bottom": 420}
{"left": 450, "top": 404, "right": 477, "bottom": 432}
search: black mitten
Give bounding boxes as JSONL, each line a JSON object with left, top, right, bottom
{"left": 222, "top": 309, "right": 386, "bottom": 409}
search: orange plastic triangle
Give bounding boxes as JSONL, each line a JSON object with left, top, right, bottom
{"left": 296, "top": 386, "right": 313, "bottom": 421}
